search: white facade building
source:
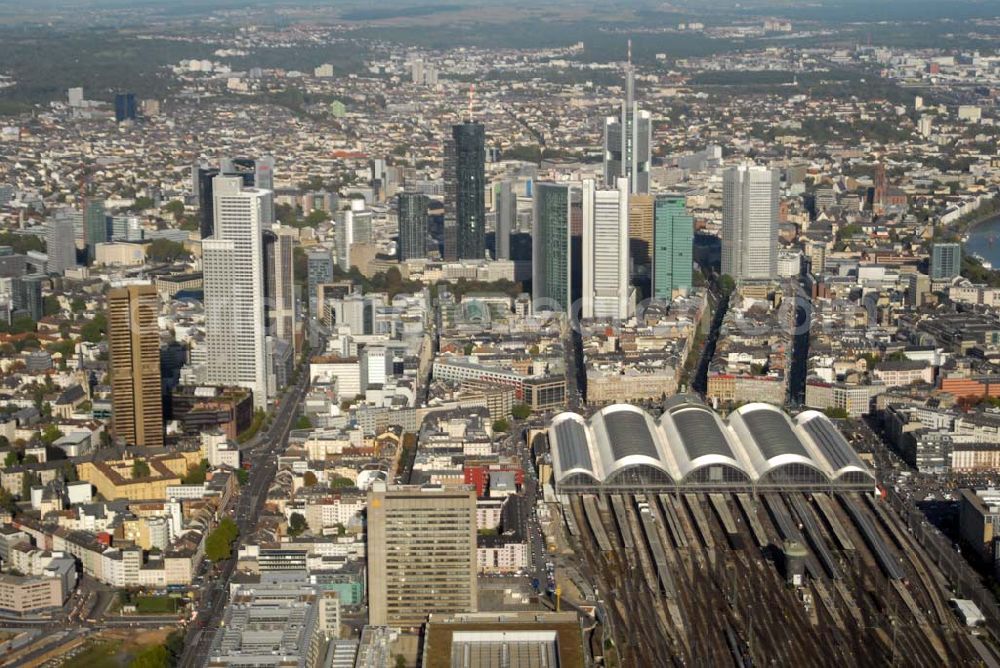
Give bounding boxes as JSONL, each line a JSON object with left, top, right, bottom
{"left": 582, "top": 178, "right": 631, "bottom": 319}
{"left": 722, "top": 164, "right": 778, "bottom": 281}
{"left": 203, "top": 176, "right": 273, "bottom": 409}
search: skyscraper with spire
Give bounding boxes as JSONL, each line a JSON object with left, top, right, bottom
{"left": 603, "top": 41, "right": 652, "bottom": 195}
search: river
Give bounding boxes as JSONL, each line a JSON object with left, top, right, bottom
{"left": 964, "top": 214, "right": 1000, "bottom": 268}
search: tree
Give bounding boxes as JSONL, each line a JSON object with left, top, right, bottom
{"left": 61, "top": 461, "right": 78, "bottom": 482}
{"left": 288, "top": 512, "right": 308, "bottom": 536}
{"left": 147, "top": 238, "right": 187, "bottom": 263}
{"left": 70, "top": 297, "right": 86, "bottom": 313}
{"left": 0, "top": 487, "right": 17, "bottom": 515}
{"left": 236, "top": 468, "right": 249, "bottom": 486}
{"left": 22, "top": 454, "right": 38, "bottom": 465}
{"left": 129, "top": 644, "right": 170, "bottom": 668}
{"left": 80, "top": 312, "right": 106, "bottom": 343}
{"left": 41, "top": 424, "right": 63, "bottom": 445}
{"left": 162, "top": 200, "right": 185, "bottom": 220}
{"left": 304, "top": 209, "right": 329, "bottom": 226}
{"left": 205, "top": 517, "right": 239, "bottom": 561}
{"left": 182, "top": 459, "right": 209, "bottom": 485}
{"left": 823, "top": 407, "right": 850, "bottom": 419}
{"left": 493, "top": 419, "right": 510, "bottom": 433}
{"left": 131, "top": 459, "right": 151, "bottom": 479}
{"left": 4, "top": 451, "right": 17, "bottom": 467}
{"left": 43, "top": 295, "right": 61, "bottom": 317}
{"left": 294, "top": 416, "right": 313, "bottom": 430}
{"left": 302, "top": 471, "right": 318, "bottom": 487}
{"left": 717, "top": 274, "right": 736, "bottom": 296}
{"left": 511, "top": 404, "right": 531, "bottom": 420}
{"left": 394, "top": 655, "right": 407, "bottom": 668}
{"left": 330, "top": 476, "right": 355, "bottom": 489}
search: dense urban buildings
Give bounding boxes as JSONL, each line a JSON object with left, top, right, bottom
{"left": 0, "top": 4, "right": 999, "bottom": 666}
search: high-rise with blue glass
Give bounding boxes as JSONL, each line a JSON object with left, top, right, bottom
{"left": 653, "top": 195, "right": 693, "bottom": 300}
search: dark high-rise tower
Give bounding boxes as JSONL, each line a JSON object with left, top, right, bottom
{"left": 397, "top": 192, "right": 429, "bottom": 261}
{"left": 197, "top": 167, "right": 220, "bottom": 238}
{"left": 443, "top": 122, "right": 486, "bottom": 260}
{"left": 114, "top": 92, "right": 137, "bottom": 123}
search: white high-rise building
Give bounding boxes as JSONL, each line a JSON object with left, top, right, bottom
{"left": 46, "top": 217, "right": 78, "bottom": 275}
{"left": 583, "top": 178, "right": 631, "bottom": 319}
{"left": 203, "top": 176, "right": 273, "bottom": 409}
{"left": 722, "top": 164, "right": 778, "bottom": 281}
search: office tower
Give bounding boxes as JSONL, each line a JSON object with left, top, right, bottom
{"left": 367, "top": 485, "right": 477, "bottom": 626}
{"left": 108, "top": 284, "right": 163, "bottom": 448}
{"left": 114, "top": 92, "right": 136, "bottom": 123}
{"left": 628, "top": 194, "right": 655, "bottom": 270}
{"left": 195, "top": 166, "right": 220, "bottom": 238}
{"left": 202, "top": 176, "right": 272, "bottom": 410}
{"left": 931, "top": 243, "right": 961, "bottom": 280}
{"left": 603, "top": 45, "right": 652, "bottom": 194}
{"left": 272, "top": 226, "right": 297, "bottom": 350}
{"left": 721, "top": 164, "right": 778, "bottom": 281}
{"left": 495, "top": 180, "right": 515, "bottom": 260}
{"left": 67, "top": 87, "right": 84, "bottom": 107}
{"left": 443, "top": 122, "right": 486, "bottom": 260}
{"left": 83, "top": 198, "right": 107, "bottom": 263}
{"left": 582, "top": 178, "right": 631, "bottom": 319}
{"left": 307, "top": 250, "right": 334, "bottom": 313}
{"left": 807, "top": 241, "right": 826, "bottom": 275}
{"left": 397, "top": 192, "right": 429, "bottom": 261}
{"left": 46, "top": 217, "right": 77, "bottom": 274}
{"left": 532, "top": 183, "right": 573, "bottom": 313}
{"left": 872, "top": 162, "right": 888, "bottom": 214}
{"left": 254, "top": 156, "right": 275, "bottom": 192}
{"left": 335, "top": 201, "right": 372, "bottom": 269}
{"left": 13, "top": 274, "right": 45, "bottom": 321}
{"left": 653, "top": 195, "right": 694, "bottom": 300}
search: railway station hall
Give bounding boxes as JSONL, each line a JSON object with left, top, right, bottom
{"left": 547, "top": 396, "right": 875, "bottom": 494}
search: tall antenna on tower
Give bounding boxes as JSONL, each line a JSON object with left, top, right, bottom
{"left": 627, "top": 39, "right": 632, "bottom": 67}
{"left": 468, "top": 84, "right": 475, "bottom": 123}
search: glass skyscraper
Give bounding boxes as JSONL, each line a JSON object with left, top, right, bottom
{"left": 532, "top": 183, "right": 572, "bottom": 313}
{"left": 443, "top": 122, "right": 486, "bottom": 260}
{"left": 83, "top": 197, "right": 107, "bottom": 263}
{"left": 397, "top": 192, "right": 429, "bottom": 261}
{"left": 653, "top": 195, "right": 693, "bottom": 300}
{"left": 930, "top": 242, "right": 961, "bottom": 280}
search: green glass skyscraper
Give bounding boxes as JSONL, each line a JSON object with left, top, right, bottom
{"left": 653, "top": 195, "right": 693, "bottom": 300}
{"left": 532, "top": 183, "right": 572, "bottom": 313}
{"left": 397, "top": 192, "right": 429, "bottom": 261}
{"left": 84, "top": 198, "right": 107, "bottom": 264}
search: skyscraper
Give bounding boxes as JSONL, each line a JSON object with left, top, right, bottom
{"left": 628, "top": 194, "right": 655, "bottom": 271}
{"left": 306, "top": 250, "right": 334, "bottom": 314}
{"left": 46, "top": 217, "right": 78, "bottom": 275}
{"left": 397, "top": 192, "right": 429, "bottom": 262}
{"left": 196, "top": 166, "right": 220, "bottom": 239}
{"left": 582, "top": 178, "right": 631, "bottom": 319}
{"left": 108, "top": 284, "right": 163, "bottom": 448}
{"left": 722, "top": 164, "right": 778, "bottom": 281}
{"left": 203, "top": 176, "right": 272, "bottom": 410}
{"left": 443, "top": 122, "right": 486, "bottom": 260}
{"left": 930, "top": 243, "right": 961, "bottom": 280}
{"left": 83, "top": 198, "right": 107, "bottom": 263}
{"left": 271, "top": 226, "right": 297, "bottom": 351}
{"left": 114, "top": 92, "right": 137, "bottom": 123}
{"left": 335, "top": 201, "right": 372, "bottom": 269}
{"left": 367, "top": 485, "right": 477, "bottom": 626}
{"left": 603, "top": 44, "right": 652, "bottom": 194}
{"left": 532, "top": 183, "right": 573, "bottom": 313}
{"left": 495, "top": 180, "right": 516, "bottom": 260}
{"left": 653, "top": 195, "right": 694, "bottom": 300}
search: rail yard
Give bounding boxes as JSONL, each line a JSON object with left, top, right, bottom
{"left": 562, "top": 489, "right": 987, "bottom": 666}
